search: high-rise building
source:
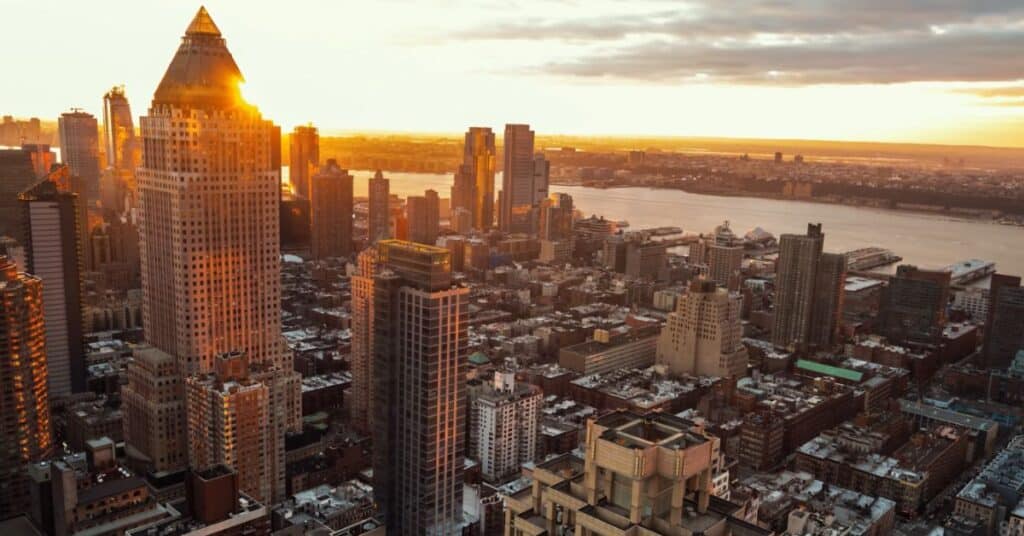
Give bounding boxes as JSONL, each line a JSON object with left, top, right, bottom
{"left": 407, "top": 189, "right": 440, "bottom": 245}
{"left": 451, "top": 127, "right": 496, "bottom": 230}
{"left": 289, "top": 124, "right": 319, "bottom": 199}
{"left": 469, "top": 372, "right": 541, "bottom": 482}
{"left": 58, "top": 109, "right": 101, "bottom": 202}
{"left": 45, "top": 163, "right": 93, "bottom": 276}
{"left": 135, "top": 7, "right": 301, "bottom": 502}
{"left": 983, "top": 274, "right": 1024, "bottom": 369}
{"left": 690, "top": 239, "right": 744, "bottom": 289}
{"left": 879, "top": 265, "right": 951, "bottom": 346}
{"left": 532, "top": 153, "right": 549, "bottom": 206}
{"left": 186, "top": 352, "right": 295, "bottom": 504}
{"left": 122, "top": 344, "right": 187, "bottom": 472}
{"left": 102, "top": 86, "right": 138, "bottom": 173}
{"left": 0, "top": 148, "right": 42, "bottom": 237}
{"left": 139, "top": 7, "right": 293, "bottom": 374}
{"left": 348, "top": 247, "right": 378, "bottom": 435}
{"left": 537, "top": 193, "right": 574, "bottom": 264}
{"left": 19, "top": 178, "right": 86, "bottom": 399}
{"left": 624, "top": 234, "right": 666, "bottom": 280}
{"left": 310, "top": 159, "right": 353, "bottom": 260}
{"left": 101, "top": 86, "right": 140, "bottom": 215}
{"left": 657, "top": 280, "right": 748, "bottom": 378}
{"left": 772, "top": 223, "right": 845, "bottom": 351}
{"left": 371, "top": 240, "right": 468, "bottom": 534}
{"left": 500, "top": 124, "right": 536, "bottom": 233}
{"left": 538, "top": 192, "right": 573, "bottom": 241}
{"left": 810, "top": 252, "right": 847, "bottom": 347}
{"left": 368, "top": 170, "right": 390, "bottom": 243}
{"left": 0, "top": 255, "right": 53, "bottom": 519}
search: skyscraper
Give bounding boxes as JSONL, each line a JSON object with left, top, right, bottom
{"left": 772, "top": 223, "right": 845, "bottom": 351}
{"left": 102, "top": 86, "right": 137, "bottom": 173}
{"left": 809, "top": 252, "right": 847, "bottom": 347}
{"left": 879, "top": 265, "right": 951, "bottom": 347}
{"left": 983, "top": 274, "right": 1024, "bottom": 369}
{"left": 538, "top": 193, "right": 574, "bottom": 264}
{"left": 452, "top": 127, "right": 496, "bottom": 230}
{"left": 19, "top": 178, "right": 86, "bottom": 399}
{"left": 310, "top": 159, "right": 353, "bottom": 260}
{"left": 0, "top": 255, "right": 52, "bottom": 519}
{"left": 58, "top": 109, "right": 101, "bottom": 202}
{"left": 135, "top": 7, "right": 301, "bottom": 501}
{"left": 657, "top": 280, "right": 748, "bottom": 378}
{"left": 289, "top": 124, "right": 319, "bottom": 198}
{"left": 500, "top": 124, "right": 535, "bottom": 233}
{"left": 532, "top": 152, "right": 550, "bottom": 206}
{"left": 371, "top": 240, "right": 468, "bottom": 534}
{"left": 139, "top": 7, "right": 292, "bottom": 374}
{"left": 538, "top": 192, "right": 574, "bottom": 241}
{"left": 101, "top": 86, "right": 140, "bottom": 215}
{"left": 349, "top": 247, "right": 378, "bottom": 435}
{"left": 407, "top": 189, "right": 440, "bottom": 245}
{"left": 368, "top": 170, "right": 390, "bottom": 243}
{"left": 0, "top": 148, "right": 42, "bottom": 237}
{"left": 690, "top": 239, "right": 744, "bottom": 289}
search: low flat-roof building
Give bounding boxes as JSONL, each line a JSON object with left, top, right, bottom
{"left": 559, "top": 330, "right": 658, "bottom": 376}
{"left": 955, "top": 435, "right": 1024, "bottom": 535}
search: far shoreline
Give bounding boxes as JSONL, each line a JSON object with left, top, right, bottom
{"left": 550, "top": 180, "right": 1024, "bottom": 229}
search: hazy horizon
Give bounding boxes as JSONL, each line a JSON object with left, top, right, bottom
{"left": 4, "top": 1, "right": 1024, "bottom": 148}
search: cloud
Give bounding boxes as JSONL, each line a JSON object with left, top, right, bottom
{"left": 953, "top": 84, "right": 1024, "bottom": 107}
{"left": 455, "top": 1, "right": 1024, "bottom": 85}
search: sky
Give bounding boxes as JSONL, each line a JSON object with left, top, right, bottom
{"left": 4, "top": 0, "right": 1024, "bottom": 147}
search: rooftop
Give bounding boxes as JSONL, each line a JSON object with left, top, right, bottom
{"left": 899, "top": 399, "right": 996, "bottom": 432}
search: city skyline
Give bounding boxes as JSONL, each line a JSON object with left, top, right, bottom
{"left": 1, "top": 4, "right": 1023, "bottom": 536}
{"left": 4, "top": 1, "right": 1024, "bottom": 147}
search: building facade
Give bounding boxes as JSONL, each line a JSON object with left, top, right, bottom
{"left": 470, "top": 372, "right": 542, "bottom": 482}
{"left": 348, "top": 247, "right": 378, "bottom": 435}
{"left": 500, "top": 124, "right": 536, "bottom": 233}
{"left": 407, "top": 189, "right": 440, "bottom": 246}
{"left": 310, "top": 159, "right": 354, "bottom": 260}
{"left": 983, "top": 274, "right": 1024, "bottom": 369}
{"left": 134, "top": 6, "right": 301, "bottom": 502}
{"left": 58, "top": 109, "right": 101, "bottom": 202}
{"left": 122, "top": 344, "right": 187, "bottom": 472}
{"left": 371, "top": 240, "right": 468, "bottom": 534}
{"left": 367, "top": 170, "right": 390, "bottom": 243}
{"left": 0, "top": 256, "right": 52, "bottom": 519}
{"left": 289, "top": 124, "right": 319, "bottom": 198}
{"left": 772, "top": 223, "right": 845, "bottom": 351}
{"left": 879, "top": 265, "right": 951, "bottom": 347}
{"left": 503, "top": 412, "right": 762, "bottom": 536}
{"left": 185, "top": 352, "right": 295, "bottom": 504}
{"left": 19, "top": 178, "right": 86, "bottom": 398}
{"left": 657, "top": 280, "right": 749, "bottom": 378}
{"left": 102, "top": 85, "right": 141, "bottom": 215}
{"left": 452, "top": 127, "right": 496, "bottom": 230}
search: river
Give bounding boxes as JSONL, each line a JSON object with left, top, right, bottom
{"left": 296, "top": 168, "right": 1024, "bottom": 278}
